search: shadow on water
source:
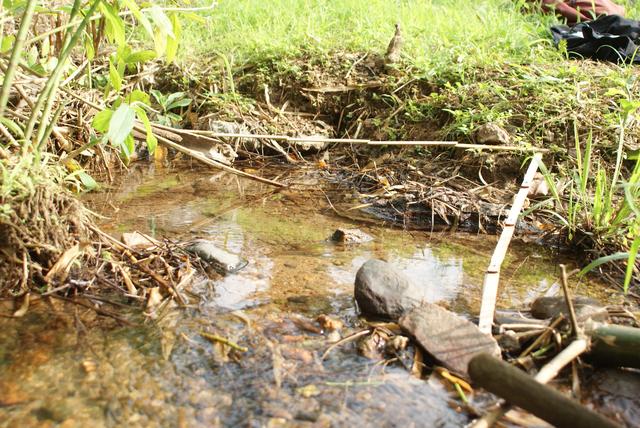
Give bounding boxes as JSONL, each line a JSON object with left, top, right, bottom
{"left": 0, "top": 163, "right": 623, "bottom": 427}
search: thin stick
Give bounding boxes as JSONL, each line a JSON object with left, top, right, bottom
{"left": 200, "top": 331, "right": 248, "bottom": 352}
{"left": 136, "top": 125, "right": 286, "bottom": 188}
{"left": 478, "top": 153, "right": 543, "bottom": 334}
{"left": 519, "top": 315, "right": 565, "bottom": 358}
{"left": 560, "top": 264, "right": 580, "bottom": 336}
{"left": 321, "top": 329, "right": 371, "bottom": 360}
{"left": 367, "top": 140, "right": 457, "bottom": 146}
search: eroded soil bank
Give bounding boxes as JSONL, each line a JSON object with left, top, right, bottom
{"left": 1, "top": 162, "right": 636, "bottom": 427}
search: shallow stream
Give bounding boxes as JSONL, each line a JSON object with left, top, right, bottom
{"left": 0, "top": 162, "right": 635, "bottom": 427}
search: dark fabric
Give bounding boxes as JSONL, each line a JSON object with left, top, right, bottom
{"left": 551, "top": 15, "right": 640, "bottom": 63}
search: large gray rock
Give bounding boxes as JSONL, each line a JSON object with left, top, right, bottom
{"left": 354, "top": 259, "right": 425, "bottom": 319}
{"left": 400, "top": 304, "right": 501, "bottom": 377}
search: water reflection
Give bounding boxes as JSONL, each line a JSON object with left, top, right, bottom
{"left": 327, "top": 246, "right": 463, "bottom": 303}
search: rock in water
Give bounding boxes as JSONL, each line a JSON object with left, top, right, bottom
{"left": 186, "top": 239, "right": 248, "bottom": 274}
{"left": 530, "top": 296, "right": 607, "bottom": 322}
{"left": 354, "top": 259, "right": 425, "bottom": 319}
{"left": 330, "top": 228, "right": 373, "bottom": 244}
{"left": 399, "top": 304, "right": 501, "bottom": 377}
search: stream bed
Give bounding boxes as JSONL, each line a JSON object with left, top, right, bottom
{"left": 0, "top": 162, "right": 636, "bottom": 427}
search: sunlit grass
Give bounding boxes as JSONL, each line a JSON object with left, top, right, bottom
{"left": 182, "top": 0, "right": 640, "bottom": 75}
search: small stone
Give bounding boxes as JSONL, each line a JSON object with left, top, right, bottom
{"left": 354, "top": 259, "right": 427, "bottom": 319}
{"left": 530, "top": 296, "right": 608, "bottom": 322}
{"left": 475, "top": 123, "right": 511, "bottom": 145}
{"left": 330, "top": 228, "right": 373, "bottom": 244}
{"left": 186, "top": 239, "right": 248, "bottom": 274}
{"left": 400, "top": 303, "right": 501, "bottom": 377}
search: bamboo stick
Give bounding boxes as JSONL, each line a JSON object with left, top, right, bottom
{"left": 471, "top": 338, "right": 590, "bottom": 428}
{"left": 145, "top": 127, "right": 549, "bottom": 152}
{"left": 469, "top": 351, "right": 617, "bottom": 428}
{"left": 478, "top": 153, "right": 543, "bottom": 335}
{"left": 181, "top": 130, "right": 292, "bottom": 140}
{"left": 135, "top": 124, "right": 286, "bottom": 188}
{"left": 367, "top": 140, "right": 457, "bottom": 146}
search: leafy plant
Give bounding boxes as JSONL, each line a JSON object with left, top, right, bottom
{"left": 533, "top": 120, "right": 640, "bottom": 291}
{"left": 150, "top": 90, "right": 192, "bottom": 126}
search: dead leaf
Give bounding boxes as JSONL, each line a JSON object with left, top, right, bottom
{"left": 45, "top": 244, "right": 83, "bottom": 283}
{"left": 121, "top": 231, "right": 160, "bottom": 250}
{"left": 13, "top": 293, "right": 30, "bottom": 317}
{"left": 146, "top": 287, "right": 163, "bottom": 312}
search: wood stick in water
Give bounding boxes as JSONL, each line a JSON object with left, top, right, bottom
{"left": 133, "top": 124, "right": 286, "bottom": 188}
{"left": 469, "top": 351, "right": 617, "bottom": 428}
{"left": 478, "top": 152, "right": 543, "bottom": 334}
{"left": 200, "top": 332, "right": 248, "bottom": 352}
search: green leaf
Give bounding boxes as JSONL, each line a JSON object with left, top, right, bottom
{"left": 109, "top": 59, "right": 122, "bottom": 92}
{"left": 99, "top": 2, "right": 125, "bottom": 47}
{"left": 41, "top": 36, "right": 50, "bottom": 57}
{"left": 107, "top": 104, "right": 135, "bottom": 149}
{"left": 148, "top": 5, "right": 175, "bottom": 38}
{"left": 92, "top": 108, "right": 113, "bottom": 133}
{"left": 126, "top": 89, "right": 151, "bottom": 106}
{"left": 181, "top": 11, "right": 206, "bottom": 24}
{"left": 77, "top": 171, "right": 98, "bottom": 190}
{"left": 624, "top": 236, "right": 640, "bottom": 293}
{"left": 133, "top": 106, "right": 157, "bottom": 154}
{"left": 579, "top": 252, "right": 630, "bottom": 277}
{"left": 150, "top": 89, "right": 164, "bottom": 105}
{"left": 124, "top": 50, "right": 157, "bottom": 64}
{"left": 1, "top": 35, "right": 15, "bottom": 53}
{"left": 27, "top": 45, "right": 39, "bottom": 65}
{"left": 148, "top": 5, "right": 175, "bottom": 57}
{"left": 83, "top": 33, "right": 95, "bottom": 60}
{"left": 166, "top": 97, "right": 191, "bottom": 111}
{"left": 166, "top": 12, "right": 180, "bottom": 62}
{"left": 0, "top": 117, "right": 24, "bottom": 139}
{"left": 123, "top": 134, "right": 135, "bottom": 158}
{"left": 604, "top": 88, "right": 627, "bottom": 98}
{"left": 122, "top": 0, "right": 154, "bottom": 39}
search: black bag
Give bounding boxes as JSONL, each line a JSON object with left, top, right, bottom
{"left": 551, "top": 14, "right": 640, "bottom": 63}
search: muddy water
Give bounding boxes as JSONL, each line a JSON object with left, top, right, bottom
{"left": 0, "top": 163, "right": 625, "bottom": 427}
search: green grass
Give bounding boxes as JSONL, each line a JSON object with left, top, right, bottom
{"left": 182, "top": 0, "right": 640, "bottom": 74}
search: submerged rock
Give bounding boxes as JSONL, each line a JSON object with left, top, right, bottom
{"left": 330, "top": 228, "right": 373, "bottom": 244}
{"left": 530, "top": 296, "right": 607, "bottom": 322}
{"left": 354, "top": 259, "right": 425, "bottom": 319}
{"left": 186, "top": 239, "right": 248, "bottom": 274}
{"left": 399, "top": 303, "right": 501, "bottom": 377}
